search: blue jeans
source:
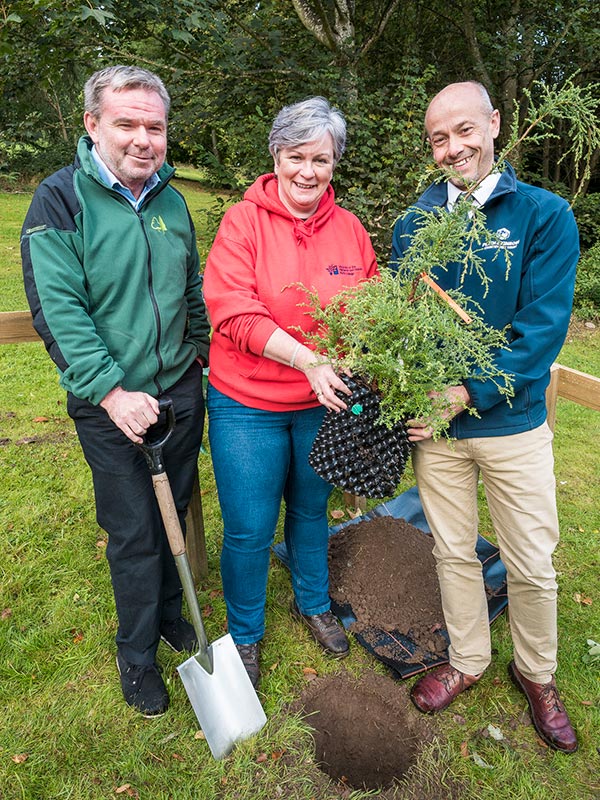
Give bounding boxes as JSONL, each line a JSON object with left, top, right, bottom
{"left": 207, "top": 384, "right": 333, "bottom": 644}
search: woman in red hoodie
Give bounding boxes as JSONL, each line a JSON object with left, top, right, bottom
{"left": 203, "top": 96, "right": 378, "bottom": 688}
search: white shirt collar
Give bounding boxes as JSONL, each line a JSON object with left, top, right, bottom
{"left": 446, "top": 171, "right": 501, "bottom": 211}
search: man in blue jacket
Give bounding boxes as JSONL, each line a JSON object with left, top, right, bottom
{"left": 391, "top": 81, "right": 578, "bottom": 752}
{"left": 22, "top": 66, "right": 210, "bottom": 718}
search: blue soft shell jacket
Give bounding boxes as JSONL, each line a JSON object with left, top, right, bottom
{"left": 391, "top": 163, "right": 579, "bottom": 438}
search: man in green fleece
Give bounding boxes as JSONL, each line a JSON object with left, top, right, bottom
{"left": 21, "top": 65, "right": 210, "bottom": 717}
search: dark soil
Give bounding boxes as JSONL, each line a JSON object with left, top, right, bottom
{"left": 292, "top": 515, "right": 468, "bottom": 798}
{"left": 328, "top": 516, "right": 448, "bottom": 664}
{"left": 294, "top": 670, "right": 466, "bottom": 799}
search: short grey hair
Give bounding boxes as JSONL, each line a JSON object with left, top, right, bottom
{"left": 84, "top": 65, "right": 171, "bottom": 119}
{"left": 269, "top": 96, "right": 346, "bottom": 166}
{"left": 465, "top": 81, "right": 494, "bottom": 115}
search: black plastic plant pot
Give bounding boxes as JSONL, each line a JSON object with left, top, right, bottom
{"left": 308, "top": 375, "right": 412, "bottom": 499}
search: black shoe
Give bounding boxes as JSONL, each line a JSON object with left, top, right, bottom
{"left": 116, "top": 652, "right": 169, "bottom": 717}
{"left": 291, "top": 601, "right": 350, "bottom": 658}
{"left": 235, "top": 642, "right": 260, "bottom": 689}
{"left": 160, "top": 617, "right": 198, "bottom": 653}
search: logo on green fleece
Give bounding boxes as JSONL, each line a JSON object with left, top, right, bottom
{"left": 151, "top": 215, "right": 167, "bottom": 233}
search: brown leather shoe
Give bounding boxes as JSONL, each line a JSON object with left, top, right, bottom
{"left": 410, "top": 663, "right": 481, "bottom": 713}
{"left": 235, "top": 642, "right": 260, "bottom": 689}
{"left": 508, "top": 661, "right": 578, "bottom": 753}
{"left": 291, "top": 601, "right": 350, "bottom": 658}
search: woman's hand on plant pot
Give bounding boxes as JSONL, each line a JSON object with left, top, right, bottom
{"left": 407, "top": 385, "right": 471, "bottom": 441}
{"left": 304, "top": 362, "right": 352, "bottom": 412}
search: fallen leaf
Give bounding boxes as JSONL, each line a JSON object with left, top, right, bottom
{"left": 115, "top": 785, "right": 131, "bottom": 795}
{"left": 346, "top": 507, "right": 363, "bottom": 519}
{"left": 581, "top": 700, "right": 593, "bottom": 706}
{"left": 452, "top": 714, "right": 466, "bottom": 725}
{"left": 492, "top": 676, "right": 502, "bottom": 686}
{"left": 471, "top": 751, "right": 493, "bottom": 769}
{"left": 271, "top": 748, "right": 286, "bottom": 760}
{"left": 33, "top": 416, "right": 49, "bottom": 423}
{"left": 96, "top": 539, "right": 107, "bottom": 548}
{"left": 1, "top": 608, "right": 12, "bottom": 620}
{"left": 209, "top": 589, "right": 222, "bottom": 599}
{"left": 269, "top": 661, "right": 279, "bottom": 672}
{"left": 573, "top": 593, "right": 592, "bottom": 605}
{"left": 194, "top": 730, "right": 206, "bottom": 740}
{"left": 330, "top": 509, "right": 345, "bottom": 519}
{"left": 72, "top": 631, "right": 84, "bottom": 644}
{"left": 487, "top": 724, "right": 505, "bottom": 741}
{"left": 11, "top": 753, "right": 29, "bottom": 764}
{"left": 172, "top": 753, "right": 184, "bottom": 762}
{"left": 202, "top": 604, "right": 213, "bottom": 617}
{"left": 460, "top": 741, "right": 469, "bottom": 758}
{"left": 256, "top": 753, "right": 268, "bottom": 763}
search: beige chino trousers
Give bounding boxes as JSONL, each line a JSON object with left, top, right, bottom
{"left": 412, "top": 422, "right": 559, "bottom": 684}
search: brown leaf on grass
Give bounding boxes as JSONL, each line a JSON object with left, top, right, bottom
{"left": 271, "top": 748, "right": 286, "bottom": 761}
{"left": 202, "top": 604, "right": 213, "bottom": 617}
{"left": 1, "top": 608, "right": 12, "bottom": 620}
{"left": 346, "top": 507, "right": 363, "bottom": 519}
{"left": 256, "top": 753, "right": 268, "bottom": 763}
{"left": 573, "top": 593, "right": 593, "bottom": 605}
{"left": 70, "top": 629, "right": 84, "bottom": 644}
{"left": 172, "top": 753, "right": 184, "bottom": 762}
{"left": 269, "top": 661, "right": 279, "bottom": 672}
{"left": 330, "top": 509, "right": 345, "bottom": 519}
{"left": 194, "top": 730, "right": 206, "bottom": 740}
{"left": 302, "top": 666, "right": 318, "bottom": 681}
{"left": 460, "top": 741, "right": 469, "bottom": 758}
{"left": 33, "top": 416, "right": 49, "bottom": 423}
{"left": 581, "top": 700, "right": 593, "bottom": 706}
{"left": 209, "top": 589, "right": 223, "bottom": 599}
{"left": 11, "top": 753, "right": 29, "bottom": 764}
{"left": 96, "top": 539, "right": 107, "bottom": 548}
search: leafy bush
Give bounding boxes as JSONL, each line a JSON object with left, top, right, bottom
{"left": 572, "top": 193, "right": 600, "bottom": 251}
{"left": 573, "top": 242, "right": 600, "bottom": 319}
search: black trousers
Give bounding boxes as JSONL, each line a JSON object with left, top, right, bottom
{"left": 68, "top": 361, "right": 205, "bottom": 664}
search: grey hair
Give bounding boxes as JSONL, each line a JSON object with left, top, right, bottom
{"left": 84, "top": 65, "right": 171, "bottom": 119}
{"left": 465, "top": 81, "right": 494, "bottom": 115}
{"left": 268, "top": 96, "right": 346, "bottom": 166}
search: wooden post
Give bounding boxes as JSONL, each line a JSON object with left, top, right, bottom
{"left": 186, "top": 469, "right": 209, "bottom": 581}
{"left": 343, "top": 492, "right": 367, "bottom": 513}
{"left": 546, "top": 363, "right": 561, "bottom": 432}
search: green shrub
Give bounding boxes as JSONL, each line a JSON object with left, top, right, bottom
{"left": 573, "top": 242, "right": 600, "bottom": 319}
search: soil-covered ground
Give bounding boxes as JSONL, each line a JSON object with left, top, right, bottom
{"left": 293, "top": 515, "right": 468, "bottom": 798}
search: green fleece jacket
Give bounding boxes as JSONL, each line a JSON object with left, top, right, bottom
{"left": 21, "top": 136, "right": 210, "bottom": 405}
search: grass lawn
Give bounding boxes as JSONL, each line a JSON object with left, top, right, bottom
{"left": 0, "top": 187, "right": 599, "bottom": 800}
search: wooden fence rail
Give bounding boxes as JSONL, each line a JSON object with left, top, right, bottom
{"left": 3, "top": 310, "right": 600, "bottom": 560}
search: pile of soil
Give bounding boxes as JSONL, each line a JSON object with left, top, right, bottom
{"left": 328, "top": 516, "right": 448, "bottom": 665}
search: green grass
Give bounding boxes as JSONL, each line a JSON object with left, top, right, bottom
{"left": 1, "top": 189, "right": 599, "bottom": 800}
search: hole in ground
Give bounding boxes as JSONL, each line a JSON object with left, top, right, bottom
{"left": 296, "top": 670, "right": 432, "bottom": 792}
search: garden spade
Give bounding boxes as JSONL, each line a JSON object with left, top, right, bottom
{"left": 138, "top": 398, "right": 267, "bottom": 760}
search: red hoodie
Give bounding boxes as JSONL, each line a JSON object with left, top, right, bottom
{"left": 203, "top": 173, "right": 378, "bottom": 411}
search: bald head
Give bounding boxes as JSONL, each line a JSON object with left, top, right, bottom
{"left": 424, "top": 81, "right": 500, "bottom": 188}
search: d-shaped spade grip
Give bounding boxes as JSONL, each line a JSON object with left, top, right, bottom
{"left": 138, "top": 396, "right": 176, "bottom": 474}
